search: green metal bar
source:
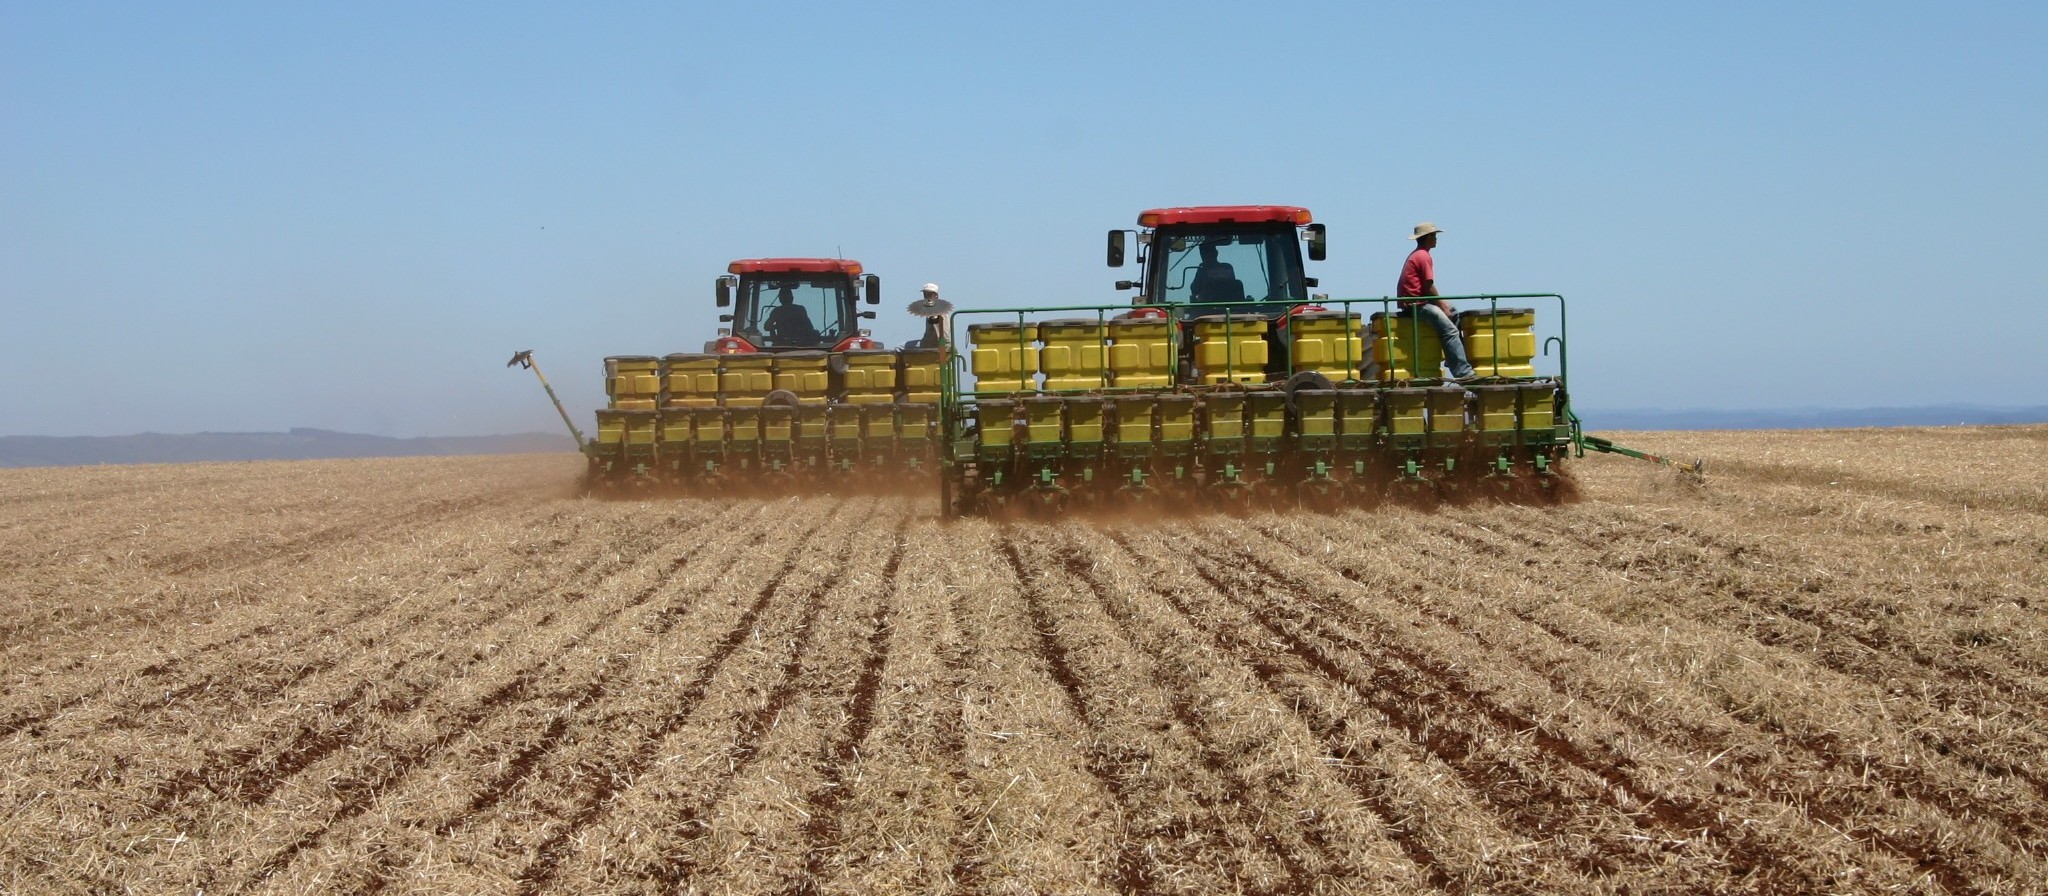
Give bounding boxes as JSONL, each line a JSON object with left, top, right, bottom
{"left": 505, "top": 350, "right": 588, "bottom": 447}
{"left": 1579, "top": 432, "right": 1705, "bottom": 474}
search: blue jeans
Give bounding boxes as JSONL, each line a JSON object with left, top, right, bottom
{"left": 1405, "top": 304, "right": 1475, "bottom": 378}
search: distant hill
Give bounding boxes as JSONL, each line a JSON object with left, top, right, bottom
{"left": 1579, "top": 404, "right": 2048, "bottom": 431}
{"left": 0, "top": 428, "right": 576, "bottom": 469}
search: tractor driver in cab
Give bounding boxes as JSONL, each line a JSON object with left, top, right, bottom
{"left": 1190, "top": 241, "right": 1244, "bottom": 304}
{"left": 764, "top": 285, "right": 820, "bottom": 346}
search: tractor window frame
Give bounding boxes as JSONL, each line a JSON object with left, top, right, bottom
{"left": 736, "top": 274, "right": 854, "bottom": 348}
{"left": 1146, "top": 223, "right": 1308, "bottom": 315}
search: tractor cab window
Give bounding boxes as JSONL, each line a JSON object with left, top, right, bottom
{"left": 738, "top": 276, "right": 849, "bottom": 348}
{"left": 1153, "top": 226, "right": 1306, "bottom": 315}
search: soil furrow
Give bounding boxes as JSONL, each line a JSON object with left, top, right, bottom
{"left": 1032, "top": 525, "right": 1401, "bottom": 894}
{"left": 792, "top": 516, "right": 909, "bottom": 895}
{"left": 1102, "top": 528, "right": 1585, "bottom": 894}
{"left": 1196, "top": 523, "right": 1995, "bottom": 894}
{"left": 508, "top": 499, "right": 874, "bottom": 895}
{"left": 993, "top": 536, "right": 1164, "bottom": 896}
{"left": 138, "top": 503, "right": 745, "bottom": 817}
{"left": 229, "top": 504, "right": 775, "bottom": 886}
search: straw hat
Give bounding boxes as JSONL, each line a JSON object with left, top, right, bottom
{"left": 1408, "top": 222, "right": 1443, "bottom": 240}
{"left": 907, "top": 284, "right": 953, "bottom": 317}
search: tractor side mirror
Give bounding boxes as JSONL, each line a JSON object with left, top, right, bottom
{"left": 716, "top": 277, "right": 732, "bottom": 307}
{"left": 1305, "top": 224, "right": 1327, "bottom": 262}
{"left": 719, "top": 314, "right": 734, "bottom": 322}
{"left": 864, "top": 274, "right": 880, "bottom": 305}
{"left": 860, "top": 310, "right": 877, "bottom": 319}
{"left": 1304, "top": 277, "right": 1319, "bottom": 288}
{"left": 1107, "top": 230, "right": 1126, "bottom": 267}
{"left": 1114, "top": 279, "right": 1138, "bottom": 290}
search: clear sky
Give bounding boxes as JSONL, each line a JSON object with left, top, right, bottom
{"left": 4, "top": 2, "right": 2043, "bottom": 438}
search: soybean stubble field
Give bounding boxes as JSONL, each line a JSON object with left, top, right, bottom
{"left": 4, "top": 427, "right": 2045, "bottom": 895}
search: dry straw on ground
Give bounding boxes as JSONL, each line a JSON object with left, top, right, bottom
{"left": 3, "top": 427, "right": 2045, "bottom": 894}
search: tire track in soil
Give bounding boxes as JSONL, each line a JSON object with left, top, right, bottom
{"left": 1200, "top": 521, "right": 1983, "bottom": 896}
{"left": 1027, "top": 526, "right": 1360, "bottom": 894}
{"left": 0, "top": 502, "right": 604, "bottom": 740}
{"left": 142, "top": 504, "right": 749, "bottom": 819}
{"left": 1408, "top": 506, "right": 2048, "bottom": 813}
{"left": 990, "top": 535, "right": 1168, "bottom": 896}
{"left": 1150, "top": 528, "right": 1737, "bottom": 886}
{"left": 221, "top": 499, "right": 807, "bottom": 890}
{"left": 791, "top": 517, "right": 909, "bottom": 896}
{"left": 1359, "top": 511, "right": 2046, "bottom": 880}
{"left": 508, "top": 500, "right": 879, "bottom": 896}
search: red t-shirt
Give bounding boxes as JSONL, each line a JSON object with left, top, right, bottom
{"left": 1397, "top": 247, "right": 1434, "bottom": 299}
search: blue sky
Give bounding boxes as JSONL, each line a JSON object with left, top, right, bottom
{"left": 4, "top": 2, "right": 2043, "bottom": 437}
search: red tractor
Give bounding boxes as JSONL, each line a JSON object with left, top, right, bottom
{"left": 710, "top": 258, "right": 883, "bottom": 354}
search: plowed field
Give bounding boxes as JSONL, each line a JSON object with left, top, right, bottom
{"left": 5, "top": 426, "right": 2045, "bottom": 894}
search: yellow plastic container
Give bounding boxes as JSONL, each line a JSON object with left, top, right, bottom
{"left": 860, "top": 405, "right": 894, "bottom": 441}
{"left": 896, "top": 403, "right": 934, "bottom": 441}
{"left": 1038, "top": 318, "right": 1108, "bottom": 392}
{"left": 795, "top": 405, "right": 827, "bottom": 443}
{"left": 605, "top": 356, "right": 661, "bottom": 410}
{"left": 1287, "top": 311, "right": 1363, "bottom": 379}
{"left": 1297, "top": 390, "right": 1339, "bottom": 440}
{"left": 1205, "top": 392, "right": 1248, "bottom": 443}
{"left": 977, "top": 400, "right": 1016, "bottom": 449}
{"left": 1517, "top": 382, "right": 1557, "bottom": 433}
{"left": 663, "top": 353, "right": 722, "bottom": 408}
{"left": 1248, "top": 391, "right": 1288, "bottom": 442}
{"left": 1023, "top": 396, "right": 1065, "bottom": 445}
{"left": 618, "top": 409, "right": 658, "bottom": 446}
{"left": 1158, "top": 395, "right": 1197, "bottom": 444}
{"left": 594, "top": 409, "right": 628, "bottom": 445}
{"left": 828, "top": 405, "right": 863, "bottom": 444}
{"left": 1364, "top": 313, "right": 1443, "bottom": 382}
{"left": 1111, "top": 398, "right": 1153, "bottom": 447}
{"left": 761, "top": 406, "right": 795, "bottom": 443}
{"left": 719, "top": 354, "right": 776, "bottom": 405}
{"left": 839, "top": 350, "right": 899, "bottom": 405}
{"left": 1065, "top": 398, "right": 1105, "bottom": 445}
{"left": 1107, "top": 317, "right": 1174, "bottom": 389}
{"left": 898, "top": 348, "right": 944, "bottom": 404}
{"left": 1191, "top": 315, "right": 1269, "bottom": 384}
{"left": 689, "top": 407, "right": 726, "bottom": 445}
{"left": 658, "top": 409, "right": 693, "bottom": 445}
{"left": 1384, "top": 388, "right": 1428, "bottom": 436}
{"left": 728, "top": 407, "right": 762, "bottom": 445}
{"left": 772, "top": 350, "right": 832, "bottom": 404}
{"left": 968, "top": 322, "right": 1039, "bottom": 389}
{"left": 1426, "top": 386, "right": 1468, "bottom": 436}
{"left": 1457, "top": 308, "right": 1538, "bottom": 378}
{"left": 1472, "top": 385, "right": 1519, "bottom": 434}
{"left": 1337, "top": 389, "right": 1379, "bottom": 445}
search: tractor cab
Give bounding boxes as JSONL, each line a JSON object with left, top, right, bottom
{"left": 1108, "top": 205, "right": 1327, "bottom": 318}
{"left": 714, "top": 258, "right": 880, "bottom": 353}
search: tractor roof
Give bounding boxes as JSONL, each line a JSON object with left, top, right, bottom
{"left": 1137, "top": 205, "right": 1313, "bottom": 227}
{"left": 726, "top": 258, "right": 864, "bottom": 275}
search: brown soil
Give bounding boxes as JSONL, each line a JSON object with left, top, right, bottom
{"left": 3, "top": 429, "right": 2045, "bottom": 894}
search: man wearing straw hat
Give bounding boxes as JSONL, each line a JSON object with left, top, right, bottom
{"left": 1396, "top": 222, "right": 1478, "bottom": 381}
{"left": 906, "top": 282, "right": 954, "bottom": 349}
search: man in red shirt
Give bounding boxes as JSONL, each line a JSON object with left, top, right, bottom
{"left": 1396, "top": 222, "right": 1477, "bottom": 380}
